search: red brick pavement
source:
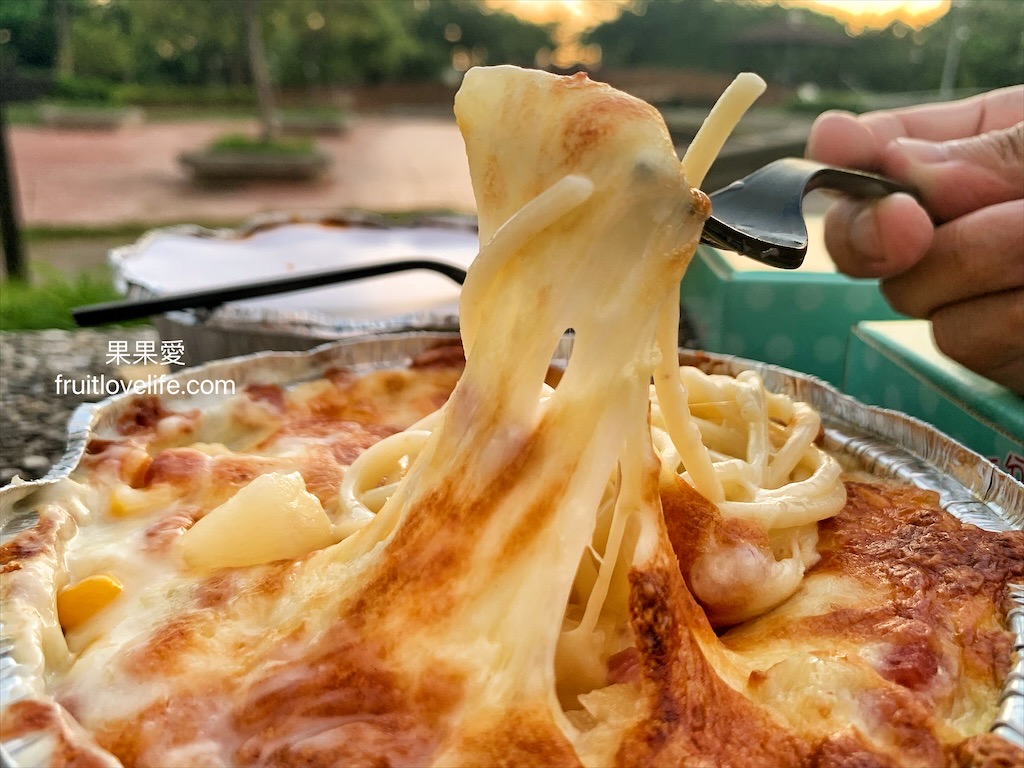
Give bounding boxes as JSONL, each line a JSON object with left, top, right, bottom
{"left": 9, "top": 116, "right": 477, "bottom": 228}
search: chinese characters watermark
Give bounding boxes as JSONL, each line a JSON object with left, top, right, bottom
{"left": 105, "top": 339, "right": 186, "bottom": 367}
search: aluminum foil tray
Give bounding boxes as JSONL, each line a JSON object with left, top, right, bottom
{"left": 2, "top": 333, "right": 1022, "bottom": 766}
{"left": 109, "top": 212, "right": 479, "bottom": 365}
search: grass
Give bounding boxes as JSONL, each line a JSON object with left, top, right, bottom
{"left": 0, "top": 265, "right": 146, "bottom": 331}
{"left": 4, "top": 103, "right": 44, "bottom": 126}
{"left": 208, "top": 133, "right": 317, "bottom": 156}
{"left": 21, "top": 220, "right": 248, "bottom": 244}
{"left": 23, "top": 223, "right": 156, "bottom": 243}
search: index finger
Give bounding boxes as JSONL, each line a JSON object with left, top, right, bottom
{"left": 807, "top": 85, "right": 1024, "bottom": 170}
{"left": 861, "top": 85, "right": 1024, "bottom": 142}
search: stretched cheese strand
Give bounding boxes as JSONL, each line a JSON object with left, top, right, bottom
{"left": 682, "top": 72, "right": 767, "bottom": 188}
{"left": 311, "top": 68, "right": 838, "bottom": 764}
{"left": 460, "top": 175, "right": 594, "bottom": 355}
{"left": 334, "top": 70, "right": 841, "bottom": 640}
{"left": 651, "top": 72, "right": 766, "bottom": 503}
{"left": 336, "top": 429, "right": 431, "bottom": 534}
{"left": 652, "top": 302, "right": 725, "bottom": 502}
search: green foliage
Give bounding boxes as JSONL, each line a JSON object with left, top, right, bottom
{"left": 587, "top": 0, "right": 776, "bottom": 72}
{"left": 263, "top": 0, "right": 424, "bottom": 86}
{"left": 207, "top": 133, "right": 316, "bottom": 156}
{"left": 950, "top": 0, "right": 1024, "bottom": 90}
{"left": 2, "top": 0, "right": 555, "bottom": 93}
{"left": 402, "top": 0, "right": 555, "bottom": 79}
{"left": 123, "top": 0, "right": 248, "bottom": 87}
{"left": 1, "top": 0, "right": 1020, "bottom": 104}
{"left": 0, "top": 266, "right": 138, "bottom": 331}
{"left": 2, "top": 103, "right": 43, "bottom": 125}
{"left": 70, "top": 5, "right": 133, "bottom": 81}
{"left": 263, "top": 0, "right": 553, "bottom": 87}
{"left": 51, "top": 74, "right": 118, "bottom": 103}
{"left": 0, "top": 0, "right": 56, "bottom": 70}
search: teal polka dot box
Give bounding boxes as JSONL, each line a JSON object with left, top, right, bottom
{"left": 843, "top": 320, "right": 1024, "bottom": 482}
{"left": 679, "top": 243, "right": 902, "bottom": 386}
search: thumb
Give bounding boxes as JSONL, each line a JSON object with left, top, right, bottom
{"left": 881, "top": 122, "right": 1024, "bottom": 222}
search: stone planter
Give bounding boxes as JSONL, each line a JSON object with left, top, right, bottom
{"left": 178, "top": 149, "right": 332, "bottom": 182}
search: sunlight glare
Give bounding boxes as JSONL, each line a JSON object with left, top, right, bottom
{"left": 779, "top": 0, "right": 950, "bottom": 33}
{"left": 488, "top": 0, "right": 951, "bottom": 66}
{"left": 485, "top": 0, "right": 632, "bottom": 67}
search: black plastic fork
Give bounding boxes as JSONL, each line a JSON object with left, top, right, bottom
{"left": 701, "top": 157, "right": 917, "bottom": 269}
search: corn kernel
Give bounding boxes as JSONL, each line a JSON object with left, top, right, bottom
{"left": 108, "top": 485, "right": 174, "bottom": 518}
{"left": 57, "top": 574, "right": 123, "bottom": 631}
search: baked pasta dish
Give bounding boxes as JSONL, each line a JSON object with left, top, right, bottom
{"left": 2, "top": 66, "right": 1023, "bottom": 768}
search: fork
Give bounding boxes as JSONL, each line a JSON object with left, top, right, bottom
{"left": 700, "top": 158, "right": 917, "bottom": 269}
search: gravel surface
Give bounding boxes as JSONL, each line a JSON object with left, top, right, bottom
{"left": 0, "top": 328, "right": 162, "bottom": 484}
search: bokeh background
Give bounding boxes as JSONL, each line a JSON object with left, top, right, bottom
{"left": 2, "top": 0, "right": 1021, "bottom": 321}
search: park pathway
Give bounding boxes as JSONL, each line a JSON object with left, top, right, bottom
{"left": 8, "top": 115, "right": 477, "bottom": 229}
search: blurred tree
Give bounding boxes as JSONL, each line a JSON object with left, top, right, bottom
{"left": 1, "top": 0, "right": 1017, "bottom": 103}
{"left": 940, "top": 0, "right": 1024, "bottom": 90}
{"left": 124, "top": 0, "right": 248, "bottom": 86}
{"left": 586, "top": 0, "right": 1023, "bottom": 96}
{"left": 0, "top": 0, "right": 55, "bottom": 76}
{"left": 585, "top": 0, "right": 801, "bottom": 74}
{"left": 244, "top": 0, "right": 276, "bottom": 140}
{"left": 403, "top": 0, "right": 555, "bottom": 80}
{"left": 70, "top": 2, "right": 133, "bottom": 83}
{"left": 265, "top": 0, "right": 553, "bottom": 89}
{"left": 54, "top": 0, "right": 73, "bottom": 77}
{"left": 268, "top": 0, "right": 424, "bottom": 87}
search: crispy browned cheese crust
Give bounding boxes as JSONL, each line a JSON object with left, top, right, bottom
{"left": 656, "top": 477, "right": 1024, "bottom": 768}
{"left": 1, "top": 345, "right": 1022, "bottom": 768}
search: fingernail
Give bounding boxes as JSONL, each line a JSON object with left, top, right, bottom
{"left": 849, "top": 203, "right": 881, "bottom": 257}
{"left": 891, "top": 137, "right": 948, "bottom": 164}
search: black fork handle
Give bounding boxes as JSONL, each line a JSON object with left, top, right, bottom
{"left": 72, "top": 259, "right": 468, "bottom": 327}
{"left": 801, "top": 163, "right": 917, "bottom": 199}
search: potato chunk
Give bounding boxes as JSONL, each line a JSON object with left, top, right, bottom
{"left": 178, "top": 472, "right": 333, "bottom": 569}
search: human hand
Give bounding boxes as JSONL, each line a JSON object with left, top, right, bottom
{"left": 805, "top": 86, "right": 1024, "bottom": 394}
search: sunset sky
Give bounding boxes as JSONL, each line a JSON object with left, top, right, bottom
{"left": 776, "top": 0, "right": 950, "bottom": 32}
{"left": 487, "top": 0, "right": 952, "bottom": 65}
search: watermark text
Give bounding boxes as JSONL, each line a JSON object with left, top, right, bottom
{"left": 55, "top": 374, "right": 235, "bottom": 398}
{"left": 106, "top": 339, "right": 186, "bottom": 367}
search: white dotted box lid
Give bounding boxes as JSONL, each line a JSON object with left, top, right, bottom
{"left": 112, "top": 221, "right": 480, "bottom": 322}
